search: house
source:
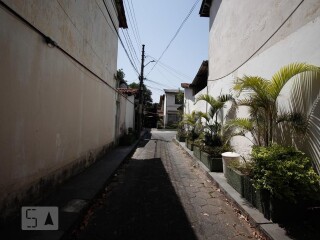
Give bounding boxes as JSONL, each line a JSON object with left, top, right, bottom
{"left": 181, "top": 60, "right": 208, "bottom": 115}
{"left": 192, "top": 0, "right": 320, "bottom": 164}
{"left": 163, "top": 89, "right": 183, "bottom": 128}
{"left": 0, "top": 0, "right": 130, "bottom": 219}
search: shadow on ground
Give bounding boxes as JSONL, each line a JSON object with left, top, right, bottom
{"left": 67, "top": 155, "right": 196, "bottom": 240}
{"left": 279, "top": 207, "right": 320, "bottom": 240}
{"left": 136, "top": 131, "right": 152, "bottom": 148}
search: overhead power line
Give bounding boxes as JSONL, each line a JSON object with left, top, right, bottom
{"left": 208, "top": 0, "right": 305, "bottom": 81}
{"left": 123, "top": 0, "right": 142, "bottom": 50}
{"left": 146, "top": 0, "right": 200, "bottom": 77}
{"left": 102, "top": 0, "right": 139, "bottom": 75}
{"left": 145, "top": 78, "right": 176, "bottom": 89}
{"left": 129, "top": 0, "right": 142, "bottom": 46}
{"left": 147, "top": 54, "right": 192, "bottom": 82}
{"left": 145, "top": 84, "right": 164, "bottom": 92}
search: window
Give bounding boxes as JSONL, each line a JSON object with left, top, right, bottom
{"left": 168, "top": 114, "right": 179, "bottom": 123}
{"left": 175, "top": 94, "right": 183, "bottom": 104}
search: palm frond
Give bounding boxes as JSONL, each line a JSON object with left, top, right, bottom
{"left": 218, "top": 94, "right": 234, "bottom": 103}
{"left": 236, "top": 98, "right": 254, "bottom": 107}
{"left": 270, "top": 62, "right": 320, "bottom": 100}
{"left": 197, "top": 111, "right": 210, "bottom": 123}
{"left": 276, "top": 111, "right": 308, "bottom": 134}
{"left": 196, "top": 94, "right": 220, "bottom": 108}
{"left": 234, "top": 75, "right": 269, "bottom": 94}
{"left": 226, "top": 118, "right": 254, "bottom": 131}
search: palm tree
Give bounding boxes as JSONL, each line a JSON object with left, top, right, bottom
{"left": 196, "top": 94, "right": 234, "bottom": 146}
{"left": 182, "top": 111, "right": 202, "bottom": 140}
{"left": 231, "top": 62, "right": 320, "bottom": 146}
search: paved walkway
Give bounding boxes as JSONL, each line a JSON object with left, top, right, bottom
{"left": 68, "top": 130, "right": 255, "bottom": 240}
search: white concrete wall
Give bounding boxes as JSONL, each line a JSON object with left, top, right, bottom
{"left": 164, "top": 94, "right": 168, "bottom": 126}
{"left": 184, "top": 88, "right": 194, "bottom": 115}
{"left": 125, "top": 95, "right": 135, "bottom": 131}
{"left": 205, "top": 0, "right": 320, "bottom": 165}
{"left": 0, "top": 0, "right": 130, "bottom": 218}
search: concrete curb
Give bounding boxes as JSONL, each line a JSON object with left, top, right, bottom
{"left": 173, "top": 138, "right": 292, "bottom": 240}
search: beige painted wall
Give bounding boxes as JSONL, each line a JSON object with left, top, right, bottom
{"left": 0, "top": 0, "right": 130, "bottom": 218}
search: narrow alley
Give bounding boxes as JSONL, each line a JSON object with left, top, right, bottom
{"left": 67, "top": 130, "right": 255, "bottom": 240}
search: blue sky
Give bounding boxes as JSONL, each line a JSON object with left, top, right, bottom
{"left": 117, "top": 0, "right": 209, "bottom": 103}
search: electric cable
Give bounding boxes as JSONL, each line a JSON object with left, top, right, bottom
{"left": 102, "top": 0, "right": 140, "bottom": 75}
{"left": 129, "top": 0, "right": 142, "bottom": 46}
{"left": 57, "top": 0, "right": 113, "bottom": 76}
{"left": 123, "top": 0, "right": 142, "bottom": 50}
{"left": 208, "top": 0, "right": 305, "bottom": 81}
{"left": 146, "top": 0, "right": 201, "bottom": 77}
{"left": 145, "top": 78, "right": 176, "bottom": 89}
{"left": 0, "top": 0, "right": 134, "bottom": 105}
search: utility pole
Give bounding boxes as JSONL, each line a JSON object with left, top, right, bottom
{"left": 138, "top": 44, "right": 145, "bottom": 133}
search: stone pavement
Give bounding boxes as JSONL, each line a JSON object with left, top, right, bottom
{"left": 66, "top": 130, "right": 257, "bottom": 240}
{"left": 174, "top": 137, "right": 292, "bottom": 240}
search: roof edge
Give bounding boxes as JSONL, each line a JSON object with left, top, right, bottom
{"left": 199, "top": 0, "right": 212, "bottom": 17}
{"left": 115, "top": 0, "right": 128, "bottom": 28}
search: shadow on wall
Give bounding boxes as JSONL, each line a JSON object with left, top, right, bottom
{"left": 276, "top": 72, "right": 320, "bottom": 173}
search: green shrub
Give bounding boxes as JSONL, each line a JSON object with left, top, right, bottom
{"left": 251, "top": 144, "right": 320, "bottom": 203}
{"left": 229, "top": 160, "right": 254, "bottom": 176}
{"left": 166, "top": 123, "right": 178, "bottom": 129}
{"left": 202, "top": 144, "right": 233, "bottom": 157}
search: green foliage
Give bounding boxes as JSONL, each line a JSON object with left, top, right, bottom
{"left": 202, "top": 144, "right": 233, "bottom": 158}
{"left": 251, "top": 145, "right": 320, "bottom": 203}
{"left": 182, "top": 111, "right": 202, "bottom": 140}
{"left": 115, "top": 69, "right": 126, "bottom": 81}
{"left": 233, "top": 63, "right": 320, "bottom": 146}
{"left": 229, "top": 160, "right": 254, "bottom": 176}
{"left": 196, "top": 94, "right": 234, "bottom": 147}
{"left": 166, "top": 123, "right": 178, "bottom": 129}
{"left": 176, "top": 90, "right": 184, "bottom": 104}
{"left": 177, "top": 121, "right": 187, "bottom": 137}
{"left": 128, "top": 82, "right": 153, "bottom": 104}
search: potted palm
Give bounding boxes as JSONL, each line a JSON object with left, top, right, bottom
{"left": 195, "top": 94, "right": 234, "bottom": 172}
{"left": 226, "top": 62, "right": 320, "bottom": 222}
{"left": 176, "top": 122, "right": 187, "bottom": 142}
{"left": 182, "top": 111, "right": 201, "bottom": 151}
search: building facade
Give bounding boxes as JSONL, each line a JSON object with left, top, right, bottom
{"left": 163, "top": 89, "right": 183, "bottom": 128}
{"left": 0, "top": 0, "right": 132, "bottom": 219}
{"left": 187, "top": 0, "right": 320, "bottom": 167}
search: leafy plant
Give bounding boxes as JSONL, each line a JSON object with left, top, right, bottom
{"left": 202, "top": 145, "right": 233, "bottom": 157}
{"left": 229, "top": 160, "right": 254, "bottom": 176}
{"left": 251, "top": 144, "right": 320, "bottom": 203}
{"left": 231, "top": 63, "right": 320, "bottom": 146}
{"left": 182, "top": 111, "right": 202, "bottom": 140}
{"left": 176, "top": 122, "right": 187, "bottom": 137}
{"left": 196, "top": 94, "right": 234, "bottom": 146}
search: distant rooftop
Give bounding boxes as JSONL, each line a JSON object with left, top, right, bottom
{"left": 164, "top": 89, "right": 180, "bottom": 93}
{"left": 181, "top": 83, "right": 190, "bottom": 89}
{"left": 117, "top": 88, "right": 138, "bottom": 96}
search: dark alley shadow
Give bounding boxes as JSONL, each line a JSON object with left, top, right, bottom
{"left": 71, "top": 157, "right": 197, "bottom": 240}
{"left": 136, "top": 131, "right": 152, "bottom": 148}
